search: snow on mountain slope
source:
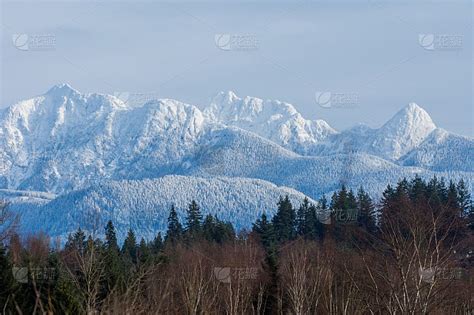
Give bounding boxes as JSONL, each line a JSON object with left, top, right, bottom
{"left": 0, "top": 84, "right": 208, "bottom": 192}
{"left": 179, "top": 126, "right": 473, "bottom": 199}
{"left": 310, "top": 103, "right": 438, "bottom": 160}
{"left": 399, "top": 129, "right": 474, "bottom": 172}
{"left": 11, "top": 175, "right": 315, "bottom": 242}
{"left": 204, "top": 93, "right": 438, "bottom": 161}
{"left": 0, "top": 84, "right": 471, "bottom": 199}
{"left": 1, "top": 85, "right": 472, "bottom": 240}
{"left": 0, "top": 189, "right": 55, "bottom": 205}
{"left": 204, "top": 91, "right": 337, "bottom": 154}
{"left": 371, "top": 103, "right": 437, "bottom": 160}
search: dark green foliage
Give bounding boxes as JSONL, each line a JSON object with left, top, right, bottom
{"left": 65, "top": 227, "right": 86, "bottom": 255}
{"left": 296, "top": 198, "right": 310, "bottom": 236}
{"left": 202, "top": 214, "right": 235, "bottom": 243}
{"left": 0, "top": 175, "right": 471, "bottom": 314}
{"left": 357, "top": 187, "right": 377, "bottom": 235}
{"left": 105, "top": 220, "right": 119, "bottom": 252}
{"left": 0, "top": 243, "right": 15, "bottom": 310}
{"left": 122, "top": 228, "right": 138, "bottom": 264}
{"left": 138, "top": 238, "right": 150, "bottom": 264}
{"left": 151, "top": 232, "right": 163, "bottom": 255}
{"left": 166, "top": 205, "right": 183, "bottom": 243}
{"left": 272, "top": 195, "right": 296, "bottom": 242}
{"left": 185, "top": 200, "right": 203, "bottom": 239}
{"left": 103, "top": 221, "right": 123, "bottom": 293}
{"left": 252, "top": 212, "right": 275, "bottom": 250}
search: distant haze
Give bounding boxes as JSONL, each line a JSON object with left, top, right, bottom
{"left": 1, "top": 0, "right": 472, "bottom": 136}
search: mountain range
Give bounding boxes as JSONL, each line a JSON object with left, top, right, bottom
{"left": 1, "top": 84, "right": 472, "bottom": 240}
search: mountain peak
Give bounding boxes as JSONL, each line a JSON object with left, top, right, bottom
{"left": 46, "top": 83, "right": 80, "bottom": 97}
{"left": 374, "top": 103, "right": 437, "bottom": 160}
{"left": 389, "top": 102, "right": 436, "bottom": 130}
{"left": 214, "top": 90, "right": 239, "bottom": 104}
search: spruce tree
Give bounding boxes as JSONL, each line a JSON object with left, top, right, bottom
{"left": 166, "top": 205, "right": 183, "bottom": 243}
{"left": 122, "top": 228, "right": 138, "bottom": 264}
{"left": 253, "top": 212, "right": 275, "bottom": 250}
{"left": 105, "top": 220, "right": 119, "bottom": 252}
{"left": 103, "top": 221, "right": 123, "bottom": 293}
{"left": 272, "top": 196, "right": 296, "bottom": 242}
{"left": 185, "top": 200, "right": 203, "bottom": 239}
{"left": 138, "top": 238, "right": 150, "bottom": 265}
{"left": 457, "top": 179, "right": 472, "bottom": 216}
{"left": 65, "top": 227, "right": 86, "bottom": 255}
{"left": 296, "top": 198, "right": 310, "bottom": 236}
{"left": 357, "top": 187, "right": 377, "bottom": 235}
{"left": 151, "top": 232, "right": 163, "bottom": 255}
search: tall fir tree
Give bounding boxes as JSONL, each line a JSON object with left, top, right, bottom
{"left": 272, "top": 195, "right": 296, "bottom": 242}
{"left": 166, "top": 205, "right": 183, "bottom": 243}
{"left": 105, "top": 220, "right": 119, "bottom": 252}
{"left": 185, "top": 200, "right": 203, "bottom": 239}
{"left": 357, "top": 187, "right": 377, "bottom": 235}
{"left": 151, "top": 232, "right": 163, "bottom": 255}
{"left": 296, "top": 198, "right": 310, "bottom": 236}
{"left": 103, "top": 220, "right": 123, "bottom": 293}
{"left": 65, "top": 227, "right": 86, "bottom": 255}
{"left": 457, "top": 179, "right": 472, "bottom": 216}
{"left": 138, "top": 238, "right": 150, "bottom": 265}
{"left": 253, "top": 213, "right": 275, "bottom": 250}
{"left": 122, "top": 228, "right": 138, "bottom": 264}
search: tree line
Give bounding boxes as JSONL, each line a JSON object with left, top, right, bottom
{"left": 0, "top": 176, "right": 472, "bottom": 314}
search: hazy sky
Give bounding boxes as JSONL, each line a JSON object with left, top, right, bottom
{"left": 1, "top": 0, "right": 472, "bottom": 136}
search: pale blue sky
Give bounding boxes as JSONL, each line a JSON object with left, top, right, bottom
{"left": 1, "top": 0, "right": 472, "bottom": 136}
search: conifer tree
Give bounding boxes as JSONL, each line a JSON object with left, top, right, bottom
{"left": 166, "top": 205, "right": 183, "bottom": 243}
{"left": 296, "top": 198, "right": 310, "bottom": 236}
{"left": 457, "top": 179, "right": 472, "bottom": 216}
{"left": 105, "top": 220, "right": 119, "bottom": 252}
{"left": 138, "top": 238, "right": 150, "bottom": 264}
{"left": 308, "top": 203, "right": 325, "bottom": 241}
{"left": 357, "top": 187, "right": 377, "bottom": 235}
{"left": 122, "top": 228, "right": 138, "bottom": 264}
{"left": 202, "top": 214, "right": 234, "bottom": 243}
{"left": 65, "top": 227, "right": 86, "bottom": 255}
{"left": 185, "top": 200, "right": 203, "bottom": 239}
{"left": 253, "top": 212, "right": 275, "bottom": 250}
{"left": 151, "top": 232, "right": 163, "bottom": 255}
{"left": 103, "top": 220, "right": 123, "bottom": 293}
{"left": 272, "top": 196, "right": 296, "bottom": 242}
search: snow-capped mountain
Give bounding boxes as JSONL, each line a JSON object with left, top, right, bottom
{"left": 1, "top": 84, "right": 472, "bottom": 239}
{"left": 0, "top": 84, "right": 208, "bottom": 192}
{"left": 0, "top": 84, "right": 472, "bottom": 196}
{"left": 180, "top": 125, "right": 471, "bottom": 199}
{"left": 310, "top": 103, "right": 438, "bottom": 161}
{"left": 399, "top": 128, "right": 474, "bottom": 172}
{"left": 8, "top": 175, "right": 314, "bottom": 242}
{"left": 373, "top": 103, "right": 437, "bottom": 159}
{"left": 204, "top": 93, "right": 439, "bottom": 161}
{"left": 204, "top": 91, "right": 337, "bottom": 154}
